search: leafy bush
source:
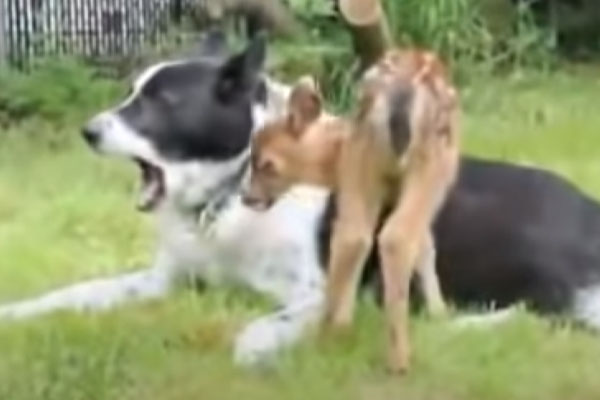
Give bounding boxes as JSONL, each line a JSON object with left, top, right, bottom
{"left": 384, "top": 0, "right": 557, "bottom": 79}
{"left": 0, "top": 58, "right": 122, "bottom": 128}
{"left": 280, "top": 0, "right": 557, "bottom": 111}
{"left": 0, "top": 0, "right": 559, "bottom": 128}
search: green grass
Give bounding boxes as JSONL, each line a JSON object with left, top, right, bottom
{"left": 2, "top": 70, "right": 600, "bottom": 399}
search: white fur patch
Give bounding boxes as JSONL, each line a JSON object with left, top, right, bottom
{"left": 127, "top": 61, "right": 187, "bottom": 107}
{"left": 87, "top": 111, "right": 159, "bottom": 161}
{"left": 87, "top": 61, "right": 185, "bottom": 161}
{"left": 164, "top": 149, "right": 251, "bottom": 210}
{"left": 574, "top": 285, "right": 600, "bottom": 329}
{"left": 451, "top": 307, "right": 517, "bottom": 330}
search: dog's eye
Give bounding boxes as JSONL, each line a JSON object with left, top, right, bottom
{"left": 159, "top": 91, "right": 180, "bottom": 105}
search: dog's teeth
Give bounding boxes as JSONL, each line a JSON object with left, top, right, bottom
{"left": 138, "top": 180, "right": 160, "bottom": 211}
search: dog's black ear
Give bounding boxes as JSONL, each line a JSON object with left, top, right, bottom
{"left": 216, "top": 32, "right": 267, "bottom": 100}
{"left": 199, "top": 28, "right": 228, "bottom": 57}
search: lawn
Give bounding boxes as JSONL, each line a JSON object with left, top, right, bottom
{"left": 1, "top": 70, "right": 600, "bottom": 400}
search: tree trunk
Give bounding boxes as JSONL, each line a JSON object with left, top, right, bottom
{"left": 338, "top": 0, "right": 393, "bottom": 72}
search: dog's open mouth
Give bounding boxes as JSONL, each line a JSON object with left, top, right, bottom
{"left": 135, "top": 158, "right": 165, "bottom": 212}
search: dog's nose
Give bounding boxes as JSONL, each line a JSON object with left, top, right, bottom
{"left": 81, "top": 125, "right": 99, "bottom": 146}
{"left": 81, "top": 118, "right": 103, "bottom": 146}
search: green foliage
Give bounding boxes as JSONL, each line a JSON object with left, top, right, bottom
{"left": 269, "top": 37, "right": 356, "bottom": 112}
{"left": 0, "top": 58, "right": 122, "bottom": 130}
{"left": 384, "top": 0, "right": 556, "bottom": 78}
{"left": 0, "top": 0, "right": 560, "bottom": 128}
{"left": 280, "top": 0, "right": 558, "bottom": 112}
{"left": 287, "top": 0, "right": 335, "bottom": 19}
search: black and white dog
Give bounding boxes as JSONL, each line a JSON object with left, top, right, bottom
{"left": 2, "top": 32, "right": 600, "bottom": 366}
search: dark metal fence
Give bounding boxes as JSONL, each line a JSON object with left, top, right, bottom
{"left": 0, "top": 0, "right": 186, "bottom": 69}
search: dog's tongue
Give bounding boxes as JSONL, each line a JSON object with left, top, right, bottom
{"left": 136, "top": 159, "right": 164, "bottom": 212}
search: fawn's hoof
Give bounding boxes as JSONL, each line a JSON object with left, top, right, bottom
{"left": 318, "top": 317, "right": 353, "bottom": 340}
{"left": 386, "top": 349, "right": 411, "bottom": 375}
{"left": 386, "top": 359, "right": 410, "bottom": 375}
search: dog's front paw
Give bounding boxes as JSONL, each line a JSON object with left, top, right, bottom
{"left": 0, "top": 304, "right": 19, "bottom": 321}
{"left": 234, "top": 318, "right": 282, "bottom": 367}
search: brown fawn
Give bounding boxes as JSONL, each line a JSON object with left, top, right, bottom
{"left": 242, "top": 49, "right": 460, "bottom": 373}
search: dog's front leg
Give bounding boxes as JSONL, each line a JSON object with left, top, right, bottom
{"left": 0, "top": 249, "right": 179, "bottom": 321}
{"left": 234, "top": 292, "right": 324, "bottom": 367}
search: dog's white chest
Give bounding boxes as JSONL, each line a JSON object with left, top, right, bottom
{"left": 158, "top": 187, "right": 329, "bottom": 304}
{"left": 213, "top": 192, "right": 327, "bottom": 303}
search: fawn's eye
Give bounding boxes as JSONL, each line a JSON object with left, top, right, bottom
{"left": 258, "top": 159, "right": 276, "bottom": 175}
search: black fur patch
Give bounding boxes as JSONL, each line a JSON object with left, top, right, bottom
{"left": 255, "top": 79, "right": 268, "bottom": 105}
{"left": 118, "top": 62, "right": 255, "bottom": 162}
{"left": 317, "top": 156, "right": 600, "bottom": 315}
{"left": 115, "top": 34, "right": 266, "bottom": 162}
{"left": 388, "top": 87, "right": 413, "bottom": 155}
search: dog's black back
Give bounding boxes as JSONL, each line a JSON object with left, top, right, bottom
{"left": 319, "top": 156, "right": 600, "bottom": 314}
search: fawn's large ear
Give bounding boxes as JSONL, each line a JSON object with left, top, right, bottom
{"left": 216, "top": 32, "right": 267, "bottom": 100}
{"left": 287, "top": 76, "right": 322, "bottom": 137}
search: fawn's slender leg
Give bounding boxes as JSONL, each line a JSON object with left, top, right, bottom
{"left": 378, "top": 160, "right": 449, "bottom": 373}
{"left": 378, "top": 210, "right": 423, "bottom": 373}
{"left": 323, "top": 136, "right": 384, "bottom": 329}
{"left": 416, "top": 231, "right": 446, "bottom": 317}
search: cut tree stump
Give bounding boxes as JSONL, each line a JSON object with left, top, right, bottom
{"left": 338, "top": 0, "right": 393, "bottom": 72}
